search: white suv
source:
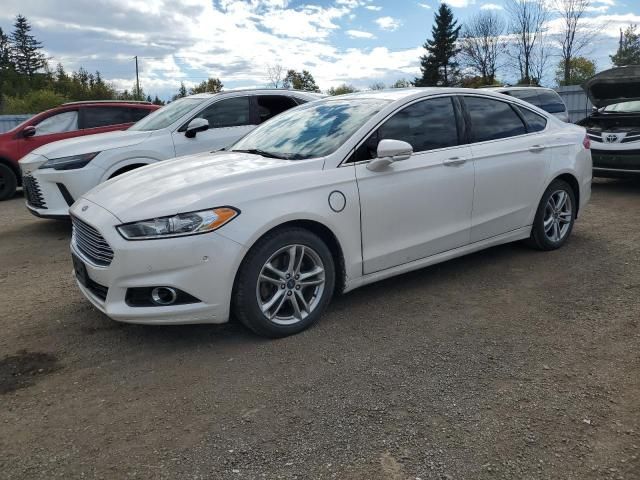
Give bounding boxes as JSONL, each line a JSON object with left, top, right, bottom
{"left": 19, "top": 89, "right": 322, "bottom": 219}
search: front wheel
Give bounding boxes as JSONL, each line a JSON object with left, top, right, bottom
{"left": 526, "top": 179, "right": 576, "bottom": 251}
{"left": 233, "top": 228, "right": 335, "bottom": 338}
{"left": 0, "top": 164, "right": 17, "bottom": 201}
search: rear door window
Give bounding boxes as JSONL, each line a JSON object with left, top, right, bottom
{"left": 354, "top": 96, "right": 459, "bottom": 162}
{"left": 464, "top": 96, "right": 527, "bottom": 142}
{"left": 503, "top": 89, "right": 542, "bottom": 108}
{"left": 517, "top": 107, "right": 547, "bottom": 133}
{"left": 82, "top": 107, "right": 130, "bottom": 129}
{"left": 537, "top": 90, "right": 566, "bottom": 114}
{"left": 196, "top": 96, "right": 251, "bottom": 128}
{"left": 34, "top": 110, "right": 79, "bottom": 136}
{"left": 129, "top": 108, "right": 152, "bottom": 122}
{"left": 255, "top": 95, "right": 298, "bottom": 124}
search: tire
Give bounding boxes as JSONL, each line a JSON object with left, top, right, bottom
{"left": 233, "top": 227, "right": 335, "bottom": 338}
{"left": 0, "top": 163, "right": 17, "bottom": 201}
{"left": 526, "top": 179, "right": 576, "bottom": 251}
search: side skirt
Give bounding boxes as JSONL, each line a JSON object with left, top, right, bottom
{"left": 344, "top": 226, "right": 532, "bottom": 293}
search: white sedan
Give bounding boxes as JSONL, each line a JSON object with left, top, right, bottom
{"left": 69, "top": 88, "right": 592, "bottom": 338}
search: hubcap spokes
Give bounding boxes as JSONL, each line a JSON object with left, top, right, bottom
{"left": 257, "top": 244, "right": 325, "bottom": 325}
{"left": 543, "top": 190, "right": 572, "bottom": 243}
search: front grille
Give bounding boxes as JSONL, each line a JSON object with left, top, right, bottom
{"left": 71, "top": 216, "right": 114, "bottom": 267}
{"left": 592, "top": 149, "right": 640, "bottom": 170}
{"left": 23, "top": 175, "right": 47, "bottom": 209}
{"left": 622, "top": 133, "right": 640, "bottom": 143}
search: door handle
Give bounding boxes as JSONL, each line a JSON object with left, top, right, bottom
{"left": 443, "top": 157, "right": 467, "bottom": 167}
{"left": 529, "top": 144, "right": 545, "bottom": 153}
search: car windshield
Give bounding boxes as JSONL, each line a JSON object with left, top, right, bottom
{"left": 129, "top": 97, "right": 205, "bottom": 131}
{"left": 603, "top": 101, "right": 640, "bottom": 113}
{"left": 231, "top": 99, "right": 389, "bottom": 160}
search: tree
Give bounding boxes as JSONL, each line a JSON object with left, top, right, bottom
{"left": 283, "top": 70, "right": 321, "bottom": 92}
{"left": 152, "top": 95, "right": 164, "bottom": 106}
{"left": 327, "top": 84, "right": 359, "bottom": 95}
{"left": 460, "top": 11, "right": 505, "bottom": 85}
{"left": 415, "top": 3, "right": 461, "bottom": 87}
{"left": 611, "top": 24, "right": 640, "bottom": 67}
{"left": 505, "top": 0, "right": 549, "bottom": 85}
{"left": 172, "top": 82, "right": 188, "bottom": 100}
{"left": 369, "top": 81, "right": 386, "bottom": 90}
{"left": 391, "top": 79, "right": 413, "bottom": 88}
{"left": 554, "top": 56, "right": 595, "bottom": 86}
{"left": 189, "top": 77, "right": 223, "bottom": 94}
{"left": 554, "top": 0, "right": 593, "bottom": 86}
{"left": 266, "top": 64, "right": 285, "bottom": 88}
{"left": 10, "top": 14, "right": 46, "bottom": 78}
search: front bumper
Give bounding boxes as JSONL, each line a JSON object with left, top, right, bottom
{"left": 20, "top": 155, "right": 105, "bottom": 218}
{"left": 69, "top": 200, "right": 248, "bottom": 325}
{"left": 592, "top": 148, "right": 640, "bottom": 177}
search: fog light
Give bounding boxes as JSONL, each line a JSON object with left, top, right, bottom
{"left": 151, "top": 287, "right": 178, "bottom": 306}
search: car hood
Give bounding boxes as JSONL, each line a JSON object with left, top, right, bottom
{"left": 82, "top": 151, "right": 320, "bottom": 223}
{"left": 32, "top": 129, "right": 153, "bottom": 159}
{"left": 582, "top": 66, "right": 640, "bottom": 108}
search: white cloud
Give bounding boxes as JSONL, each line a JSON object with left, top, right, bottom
{"left": 480, "top": 3, "right": 503, "bottom": 10}
{"left": 346, "top": 29, "right": 376, "bottom": 39}
{"left": 418, "top": 3, "right": 432, "bottom": 9}
{"left": 375, "top": 16, "right": 401, "bottom": 31}
{"left": 365, "top": 5, "right": 383, "bottom": 10}
{"left": 442, "top": 0, "right": 475, "bottom": 7}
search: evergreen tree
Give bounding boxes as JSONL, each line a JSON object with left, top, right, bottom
{"left": 172, "top": 82, "right": 188, "bottom": 100}
{"left": 0, "top": 27, "right": 15, "bottom": 101}
{"left": 10, "top": 14, "right": 46, "bottom": 78}
{"left": 611, "top": 24, "right": 640, "bottom": 67}
{"left": 415, "top": 3, "right": 461, "bottom": 87}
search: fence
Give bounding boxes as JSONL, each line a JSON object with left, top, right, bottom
{"left": 0, "top": 115, "right": 31, "bottom": 133}
{"left": 555, "top": 86, "right": 592, "bottom": 123}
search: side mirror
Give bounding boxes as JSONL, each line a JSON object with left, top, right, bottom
{"left": 185, "top": 118, "right": 209, "bottom": 138}
{"left": 366, "top": 139, "right": 413, "bottom": 172}
{"left": 22, "top": 126, "right": 36, "bottom": 138}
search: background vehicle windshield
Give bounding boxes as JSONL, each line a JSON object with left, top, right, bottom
{"left": 129, "top": 98, "right": 204, "bottom": 131}
{"left": 603, "top": 101, "right": 640, "bottom": 113}
{"left": 231, "top": 99, "right": 389, "bottom": 159}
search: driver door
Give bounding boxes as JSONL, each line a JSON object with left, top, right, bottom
{"left": 353, "top": 96, "right": 474, "bottom": 274}
{"left": 172, "top": 95, "right": 255, "bottom": 157}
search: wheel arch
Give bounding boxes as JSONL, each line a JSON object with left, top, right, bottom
{"left": 553, "top": 172, "right": 581, "bottom": 218}
{"left": 0, "top": 157, "right": 21, "bottom": 186}
{"left": 232, "top": 218, "right": 347, "bottom": 298}
{"left": 101, "top": 157, "right": 159, "bottom": 181}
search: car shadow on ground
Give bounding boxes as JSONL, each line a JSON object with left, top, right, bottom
{"left": 592, "top": 177, "right": 640, "bottom": 194}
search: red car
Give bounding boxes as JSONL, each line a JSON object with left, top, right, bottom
{"left": 0, "top": 101, "right": 159, "bottom": 200}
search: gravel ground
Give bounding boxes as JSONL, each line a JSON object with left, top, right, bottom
{"left": 1, "top": 179, "right": 639, "bottom": 480}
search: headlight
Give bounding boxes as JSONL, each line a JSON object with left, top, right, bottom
{"left": 117, "top": 207, "right": 240, "bottom": 240}
{"left": 39, "top": 152, "right": 100, "bottom": 170}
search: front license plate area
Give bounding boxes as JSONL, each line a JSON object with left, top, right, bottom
{"left": 72, "top": 253, "right": 89, "bottom": 287}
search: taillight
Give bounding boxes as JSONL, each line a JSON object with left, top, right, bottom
{"left": 583, "top": 135, "right": 591, "bottom": 150}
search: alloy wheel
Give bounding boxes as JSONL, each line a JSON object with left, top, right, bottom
{"left": 256, "top": 244, "right": 326, "bottom": 326}
{"left": 543, "top": 190, "right": 572, "bottom": 243}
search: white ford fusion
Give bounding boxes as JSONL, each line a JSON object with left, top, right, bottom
{"left": 69, "top": 88, "right": 592, "bottom": 338}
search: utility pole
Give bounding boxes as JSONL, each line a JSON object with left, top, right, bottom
{"left": 134, "top": 56, "right": 140, "bottom": 100}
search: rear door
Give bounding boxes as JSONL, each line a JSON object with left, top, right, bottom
{"left": 462, "top": 95, "right": 551, "bottom": 242}
{"left": 172, "top": 96, "right": 254, "bottom": 156}
{"left": 18, "top": 109, "right": 80, "bottom": 158}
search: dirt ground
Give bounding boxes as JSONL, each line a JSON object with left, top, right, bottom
{"left": 1, "top": 179, "right": 639, "bottom": 480}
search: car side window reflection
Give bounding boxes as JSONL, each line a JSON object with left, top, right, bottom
{"left": 34, "top": 110, "right": 79, "bottom": 136}
{"left": 352, "top": 96, "right": 459, "bottom": 162}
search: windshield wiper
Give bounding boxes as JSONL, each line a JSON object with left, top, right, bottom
{"left": 231, "top": 148, "right": 288, "bottom": 159}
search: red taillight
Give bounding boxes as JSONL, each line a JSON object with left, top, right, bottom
{"left": 583, "top": 135, "right": 591, "bottom": 150}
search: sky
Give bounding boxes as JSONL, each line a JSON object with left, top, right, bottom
{"left": 1, "top": 0, "right": 639, "bottom": 100}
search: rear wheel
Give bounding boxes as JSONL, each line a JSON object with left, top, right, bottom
{"left": 0, "top": 163, "right": 17, "bottom": 201}
{"left": 233, "top": 228, "right": 335, "bottom": 338}
{"left": 526, "top": 179, "right": 576, "bottom": 250}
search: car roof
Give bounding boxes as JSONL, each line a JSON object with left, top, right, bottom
{"left": 187, "top": 89, "right": 326, "bottom": 99}
{"left": 61, "top": 100, "right": 156, "bottom": 106}
{"left": 488, "top": 86, "right": 557, "bottom": 93}
{"left": 319, "top": 87, "right": 526, "bottom": 102}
